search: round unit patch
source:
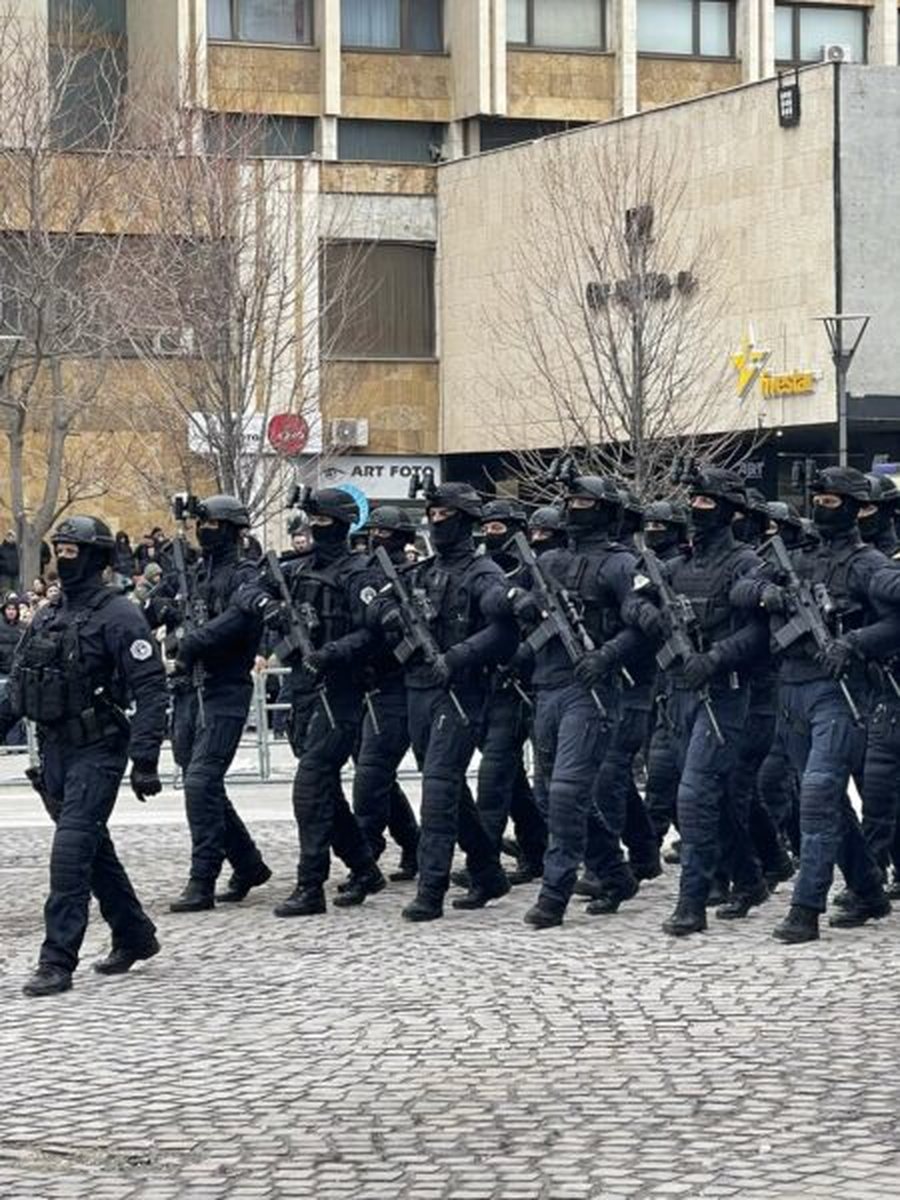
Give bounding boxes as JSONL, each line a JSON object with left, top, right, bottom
{"left": 130, "top": 639, "right": 154, "bottom": 661}
{"left": 360, "top": 586, "right": 377, "bottom": 606}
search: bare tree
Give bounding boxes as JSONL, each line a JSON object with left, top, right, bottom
{"left": 117, "top": 107, "right": 365, "bottom": 528}
{"left": 0, "top": 2, "right": 138, "bottom": 586}
{"left": 486, "top": 127, "right": 759, "bottom": 501}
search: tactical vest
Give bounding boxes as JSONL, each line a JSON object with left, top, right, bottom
{"left": 802, "top": 540, "right": 871, "bottom": 635}
{"left": 7, "top": 592, "right": 125, "bottom": 738}
{"left": 670, "top": 544, "right": 750, "bottom": 648}
{"left": 563, "top": 546, "right": 628, "bottom": 646}
{"left": 289, "top": 555, "right": 362, "bottom": 645}
{"left": 415, "top": 554, "right": 497, "bottom": 652}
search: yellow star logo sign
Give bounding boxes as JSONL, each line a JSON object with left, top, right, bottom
{"left": 731, "top": 330, "right": 771, "bottom": 400}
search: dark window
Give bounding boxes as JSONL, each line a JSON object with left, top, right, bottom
{"left": 49, "top": 44, "right": 127, "bottom": 149}
{"left": 322, "top": 242, "right": 435, "bottom": 359}
{"left": 338, "top": 119, "right": 443, "bottom": 163}
{"left": 341, "top": 0, "right": 443, "bottom": 51}
{"left": 49, "top": 0, "right": 127, "bottom": 36}
{"left": 637, "top": 0, "right": 735, "bottom": 56}
{"left": 775, "top": 3, "right": 866, "bottom": 63}
{"left": 479, "top": 118, "right": 590, "bottom": 152}
{"left": 508, "top": 0, "right": 606, "bottom": 50}
{"left": 205, "top": 113, "right": 315, "bottom": 157}
{"left": 208, "top": 0, "right": 314, "bottom": 45}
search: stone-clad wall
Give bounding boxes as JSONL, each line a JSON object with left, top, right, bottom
{"left": 507, "top": 50, "right": 615, "bottom": 121}
{"left": 207, "top": 44, "right": 321, "bottom": 116}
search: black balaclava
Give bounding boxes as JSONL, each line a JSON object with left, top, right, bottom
{"left": 311, "top": 520, "right": 350, "bottom": 563}
{"left": 198, "top": 524, "right": 236, "bottom": 556}
{"left": 732, "top": 510, "right": 768, "bottom": 546}
{"left": 430, "top": 511, "right": 472, "bottom": 552}
{"left": 813, "top": 497, "right": 858, "bottom": 538}
{"left": 859, "top": 506, "right": 894, "bottom": 544}
{"left": 566, "top": 500, "right": 618, "bottom": 539}
{"left": 483, "top": 523, "right": 515, "bottom": 555}
{"left": 644, "top": 527, "right": 681, "bottom": 555}
{"left": 371, "top": 528, "right": 408, "bottom": 563}
{"left": 775, "top": 522, "right": 803, "bottom": 549}
{"left": 57, "top": 546, "right": 108, "bottom": 594}
{"left": 690, "top": 499, "right": 732, "bottom": 542}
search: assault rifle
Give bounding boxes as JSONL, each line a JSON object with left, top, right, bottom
{"left": 171, "top": 494, "right": 207, "bottom": 731}
{"left": 374, "top": 544, "right": 468, "bottom": 726}
{"left": 263, "top": 550, "right": 335, "bottom": 729}
{"left": 763, "top": 533, "right": 861, "bottom": 723}
{"left": 511, "top": 531, "right": 608, "bottom": 717}
{"left": 638, "top": 545, "right": 725, "bottom": 746}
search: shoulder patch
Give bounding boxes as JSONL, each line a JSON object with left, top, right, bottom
{"left": 360, "top": 586, "right": 377, "bottom": 606}
{"left": 130, "top": 638, "right": 154, "bottom": 661}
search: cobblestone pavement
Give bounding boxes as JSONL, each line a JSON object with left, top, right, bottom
{"left": 2, "top": 784, "right": 900, "bottom": 1199}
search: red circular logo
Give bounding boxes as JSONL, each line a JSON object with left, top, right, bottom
{"left": 267, "top": 413, "right": 309, "bottom": 456}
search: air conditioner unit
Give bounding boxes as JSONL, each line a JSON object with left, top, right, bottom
{"left": 152, "top": 327, "right": 195, "bottom": 356}
{"left": 330, "top": 417, "right": 369, "bottom": 448}
{"left": 821, "top": 44, "right": 852, "bottom": 63}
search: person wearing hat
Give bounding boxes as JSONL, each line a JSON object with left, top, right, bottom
{"left": 732, "top": 467, "right": 895, "bottom": 941}
{"left": 0, "top": 516, "right": 168, "bottom": 996}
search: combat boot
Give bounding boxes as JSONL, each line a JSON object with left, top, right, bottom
{"left": 450, "top": 867, "right": 471, "bottom": 890}
{"left": 401, "top": 891, "right": 443, "bottom": 922}
{"left": 631, "top": 856, "right": 663, "bottom": 882}
{"left": 764, "top": 841, "right": 796, "bottom": 891}
{"left": 273, "top": 885, "right": 326, "bottom": 918}
{"left": 93, "top": 936, "right": 161, "bottom": 976}
{"left": 829, "top": 891, "right": 891, "bottom": 928}
{"left": 772, "top": 904, "right": 819, "bottom": 943}
{"left": 716, "top": 878, "right": 770, "bottom": 920}
{"left": 831, "top": 887, "right": 856, "bottom": 910}
{"left": 169, "top": 878, "right": 214, "bottom": 913}
{"left": 333, "top": 865, "right": 386, "bottom": 908}
{"left": 389, "top": 853, "right": 418, "bottom": 882}
{"left": 524, "top": 900, "right": 564, "bottom": 929}
{"left": 585, "top": 873, "right": 639, "bottom": 915}
{"left": 705, "top": 878, "right": 730, "bottom": 908}
{"left": 663, "top": 838, "right": 681, "bottom": 865}
{"left": 216, "top": 863, "right": 272, "bottom": 903}
{"left": 887, "top": 871, "right": 900, "bottom": 900}
{"left": 23, "top": 963, "right": 72, "bottom": 997}
{"left": 573, "top": 871, "right": 606, "bottom": 900}
{"left": 506, "top": 861, "right": 542, "bottom": 886}
{"left": 662, "top": 899, "right": 707, "bottom": 937}
{"left": 452, "top": 868, "right": 511, "bottom": 910}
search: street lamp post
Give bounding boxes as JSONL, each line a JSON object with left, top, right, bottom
{"left": 814, "top": 314, "right": 870, "bottom": 468}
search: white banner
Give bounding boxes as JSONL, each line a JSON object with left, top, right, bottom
{"left": 313, "top": 455, "right": 443, "bottom": 501}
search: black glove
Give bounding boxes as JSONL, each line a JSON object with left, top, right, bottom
{"left": 819, "top": 637, "right": 855, "bottom": 681}
{"left": 379, "top": 605, "right": 405, "bottom": 636}
{"left": 130, "top": 760, "right": 162, "bottom": 802}
{"left": 507, "top": 587, "right": 542, "bottom": 626}
{"left": 305, "top": 643, "right": 340, "bottom": 676}
{"left": 260, "top": 598, "right": 290, "bottom": 633}
{"left": 760, "top": 584, "right": 788, "bottom": 614}
{"left": 574, "top": 646, "right": 617, "bottom": 688}
{"left": 636, "top": 604, "right": 667, "bottom": 640}
{"left": 498, "top": 643, "right": 534, "bottom": 679}
{"left": 423, "top": 653, "right": 453, "bottom": 689}
{"left": 682, "top": 652, "right": 718, "bottom": 690}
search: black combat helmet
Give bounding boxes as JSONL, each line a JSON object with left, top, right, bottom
{"left": 644, "top": 500, "right": 688, "bottom": 528}
{"left": 811, "top": 466, "right": 871, "bottom": 502}
{"left": 567, "top": 475, "right": 623, "bottom": 506}
{"left": 864, "top": 473, "right": 899, "bottom": 507}
{"left": 197, "top": 494, "right": 250, "bottom": 528}
{"left": 426, "top": 482, "right": 483, "bottom": 519}
{"left": 51, "top": 515, "right": 116, "bottom": 551}
{"left": 368, "top": 505, "right": 418, "bottom": 534}
{"left": 529, "top": 505, "right": 566, "bottom": 532}
{"left": 688, "top": 467, "right": 747, "bottom": 506}
{"left": 765, "top": 500, "right": 804, "bottom": 547}
{"left": 302, "top": 487, "right": 359, "bottom": 527}
{"left": 481, "top": 498, "right": 528, "bottom": 528}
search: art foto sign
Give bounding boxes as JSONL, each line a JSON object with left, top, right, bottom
{"left": 317, "top": 456, "right": 442, "bottom": 501}
{"left": 731, "top": 331, "right": 818, "bottom": 401}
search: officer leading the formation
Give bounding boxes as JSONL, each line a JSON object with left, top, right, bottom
{"left": 0, "top": 517, "right": 168, "bottom": 997}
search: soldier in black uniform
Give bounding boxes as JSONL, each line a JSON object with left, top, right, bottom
{"left": 253, "top": 488, "right": 384, "bottom": 916}
{"left": 352, "top": 505, "right": 420, "bottom": 880}
{"left": 476, "top": 499, "right": 547, "bottom": 883}
{"left": 160, "top": 495, "right": 271, "bottom": 913}
{"left": 627, "top": 468, "right": 768, "bottom": 937}
{"left": 376, "top": 482, "right": 515, "bottom": 922}
{"left": 731, "top": 468, "right": 892, "bottom": 942}
{"left": 0, "top": 517, "right": 168, "bottom": 997}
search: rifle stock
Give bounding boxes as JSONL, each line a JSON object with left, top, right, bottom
{"left": 263, "top": 551, "right": 336, "bottom": 729}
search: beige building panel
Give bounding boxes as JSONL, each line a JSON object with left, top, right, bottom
{"left": 320, "top": 162, "right": 437, "bottom": 195}
{"left": 507, "top": 50, "right": 615, "bottom": 120}
{"left": 341, "top": 53, "right": 451, "bottom": 121}
{"left": 638, "top": 58, "right": 743, "bottom": 110}
{"left": 438, "top": 68, "right": 839, "bottom": 455}
{"left": 323, "top": 361, "right": 439, "bottom": 454}
{"left": 207, "top": 44, "right": 321, "bottom": 115}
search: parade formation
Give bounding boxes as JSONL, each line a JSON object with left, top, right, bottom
{"left": 3, "top": 457, "right": 900, "bottom": 998}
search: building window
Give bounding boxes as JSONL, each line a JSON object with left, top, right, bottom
{"left": 206, "top": 113, "right": 315, "bottom": 158}
{"left": 207, "top": 0, "right": 314, "bottom": 45}
{"left": 479, "top": 118, "right": 590, "bottom": 152}
{"left": 341, "top": 0, "right": 443, "bottom": 51}
{"left": 49, "top": 0, "right": 127, "bottom": 36}
{"left": 338, "top": 119, "right": 443, "bottom": 163}
{"left": 637, "top": 0, "right": 734, "bottom": 56}
{"left": 775, "top": 4, "right": 866, "bottom": 63}
{"left": 508, "top": 0, "right": 606, "bottom": 50}
{"left": 323, "top": 242, "right": 435, "bottom": 359}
